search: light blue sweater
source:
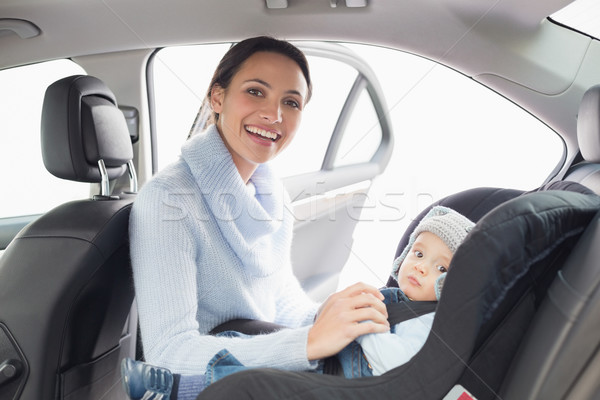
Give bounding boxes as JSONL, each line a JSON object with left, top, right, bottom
{"left": 130, "top": 125, "right": 320, "bottom": 375}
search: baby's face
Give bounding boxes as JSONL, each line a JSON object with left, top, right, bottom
{"left": 397, "top": 232, "right": 453, "bottom": 301}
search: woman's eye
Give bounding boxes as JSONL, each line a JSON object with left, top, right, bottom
{"left": 437, "top": 265, "right": 448, "bottom": 273}
{"left": 247, "top": 88, "right": 263, "bottom": 97}
{"left": 284, "top": 99, "right": 300, "bottom": 109}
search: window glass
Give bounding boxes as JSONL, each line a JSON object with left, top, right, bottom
{"left": 0, "top": 59, "right": 88, "bottom": 218}
{"left": 332, "top": 87, "right": 382, "bottom": 167}
{"left": 343, "top": 42, "right": 564, "bottom": 195}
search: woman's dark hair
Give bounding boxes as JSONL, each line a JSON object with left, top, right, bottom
{"left": 190, "top": 36, "right": 312, "bottom": 136}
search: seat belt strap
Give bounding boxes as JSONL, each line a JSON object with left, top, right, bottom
{"left": 386, "top": 300, "right": 437, "bottom": 325}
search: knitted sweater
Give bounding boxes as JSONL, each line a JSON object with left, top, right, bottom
{"left": 130, "top": 125, "right": 320, "bottom": 374}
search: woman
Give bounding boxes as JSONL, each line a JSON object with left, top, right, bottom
{"left": 128, "top": 36, "right": 389, "bottom": 394}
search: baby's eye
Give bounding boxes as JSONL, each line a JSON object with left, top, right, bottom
{"left": 247, "top": 88, "right": 263, "bottom": 97}
{"left": 414, "top": 250, "right": 423, "bottom": 258}
{"left": 437, "top": 265, "right": 448, "bottom": 273}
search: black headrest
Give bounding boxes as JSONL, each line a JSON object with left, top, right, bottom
{"left": 41, "top": 75, "right": 133, "bottom": 182}
{"left": 578, "top": 84, "right": 600, "bottom": 163}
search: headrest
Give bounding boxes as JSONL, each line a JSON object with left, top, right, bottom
{"left": 41, "top": 75, "right": 133, "bottom": 182}
{"left": 577, "top": 84, "right": 600, "bottom": 163}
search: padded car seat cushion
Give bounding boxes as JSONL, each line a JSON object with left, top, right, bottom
{"left": 197, "top": 190, "right": 600, "bottom": 400}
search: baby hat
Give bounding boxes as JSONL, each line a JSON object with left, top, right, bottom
{"left": 391, "top": 206, "right": 475, "bottom": 299}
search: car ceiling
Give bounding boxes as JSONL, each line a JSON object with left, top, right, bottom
{"left": 0, "top": 0, "right": 574, "bottom": 71}
{"left": 1, "top": 0, "right": 598, "bottom": 157}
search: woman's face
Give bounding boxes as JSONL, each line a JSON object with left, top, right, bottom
{"left": 211, "top": 51, "right": 308, "bottom": 181}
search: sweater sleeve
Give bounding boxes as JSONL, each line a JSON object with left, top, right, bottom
{"left": 274, "top": 269, "right": 320, "bottom": 328}
{"left": 130, "top": 181, "right": 316, "bottom": 375}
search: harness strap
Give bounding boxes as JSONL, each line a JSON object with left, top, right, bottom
{"left": 387, "top": 300, "right": 437, "bottom": 325}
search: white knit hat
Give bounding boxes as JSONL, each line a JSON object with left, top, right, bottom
{"left": 391, "top": 206, "right": 475, "bottom": 299}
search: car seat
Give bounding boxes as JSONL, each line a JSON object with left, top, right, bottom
{"left": 197, "top": 189, "right": 600, "bottom": 400}
{"left": 0, "top": 75, "right": 137, "bottom": 400}
{"left": 562, "top": 84, "right": 600, "bottom": 194}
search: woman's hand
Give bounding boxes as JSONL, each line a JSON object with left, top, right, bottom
{"left": 307, "top": 282, "right": 390, "bottom": 360}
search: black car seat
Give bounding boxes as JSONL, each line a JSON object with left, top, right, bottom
{"left": 197, "top": 189, "right": 600, "bottom": 400}
{"left": 0, "top": 75, "right": 137, "bottom": 400}
{"left": 562, "top": 84, "right": 600, "bottom": 194}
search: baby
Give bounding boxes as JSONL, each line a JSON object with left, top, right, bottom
{"left": 351, "top": 206, "right": 474, "bottom": 376}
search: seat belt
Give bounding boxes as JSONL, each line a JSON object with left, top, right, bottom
{"left": 386, "top": 300, "right": 437, "bottom": 325}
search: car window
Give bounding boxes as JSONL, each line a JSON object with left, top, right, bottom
{"left": 0, "top": 59, "right": 89, "bottom": 219}
{"left": 343, "top": 42, "right": 564, "bottom": 193}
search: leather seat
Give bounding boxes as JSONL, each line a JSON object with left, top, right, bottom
{"left": 563, "top": 84, "right": 600, "bottom": 194}
{"left": 0, "top": 75, "right": 137, "bottom": 400}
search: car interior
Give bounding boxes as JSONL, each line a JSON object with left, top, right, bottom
{"left": 1, "top": 0, "right": 600, "bottom": 399}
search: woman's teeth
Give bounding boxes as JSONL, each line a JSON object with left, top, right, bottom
{"left": 246, "top": 126, "right": 278, "bottom": 141}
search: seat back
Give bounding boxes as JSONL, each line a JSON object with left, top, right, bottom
{"left": 0, "top": 75, "right": 137, "bottom": 400}
{"left": 563, "top": 84, "right": 600, "bottom": 194}
{"left": 499, "top": 211, "right": 600, "bottom": 399}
